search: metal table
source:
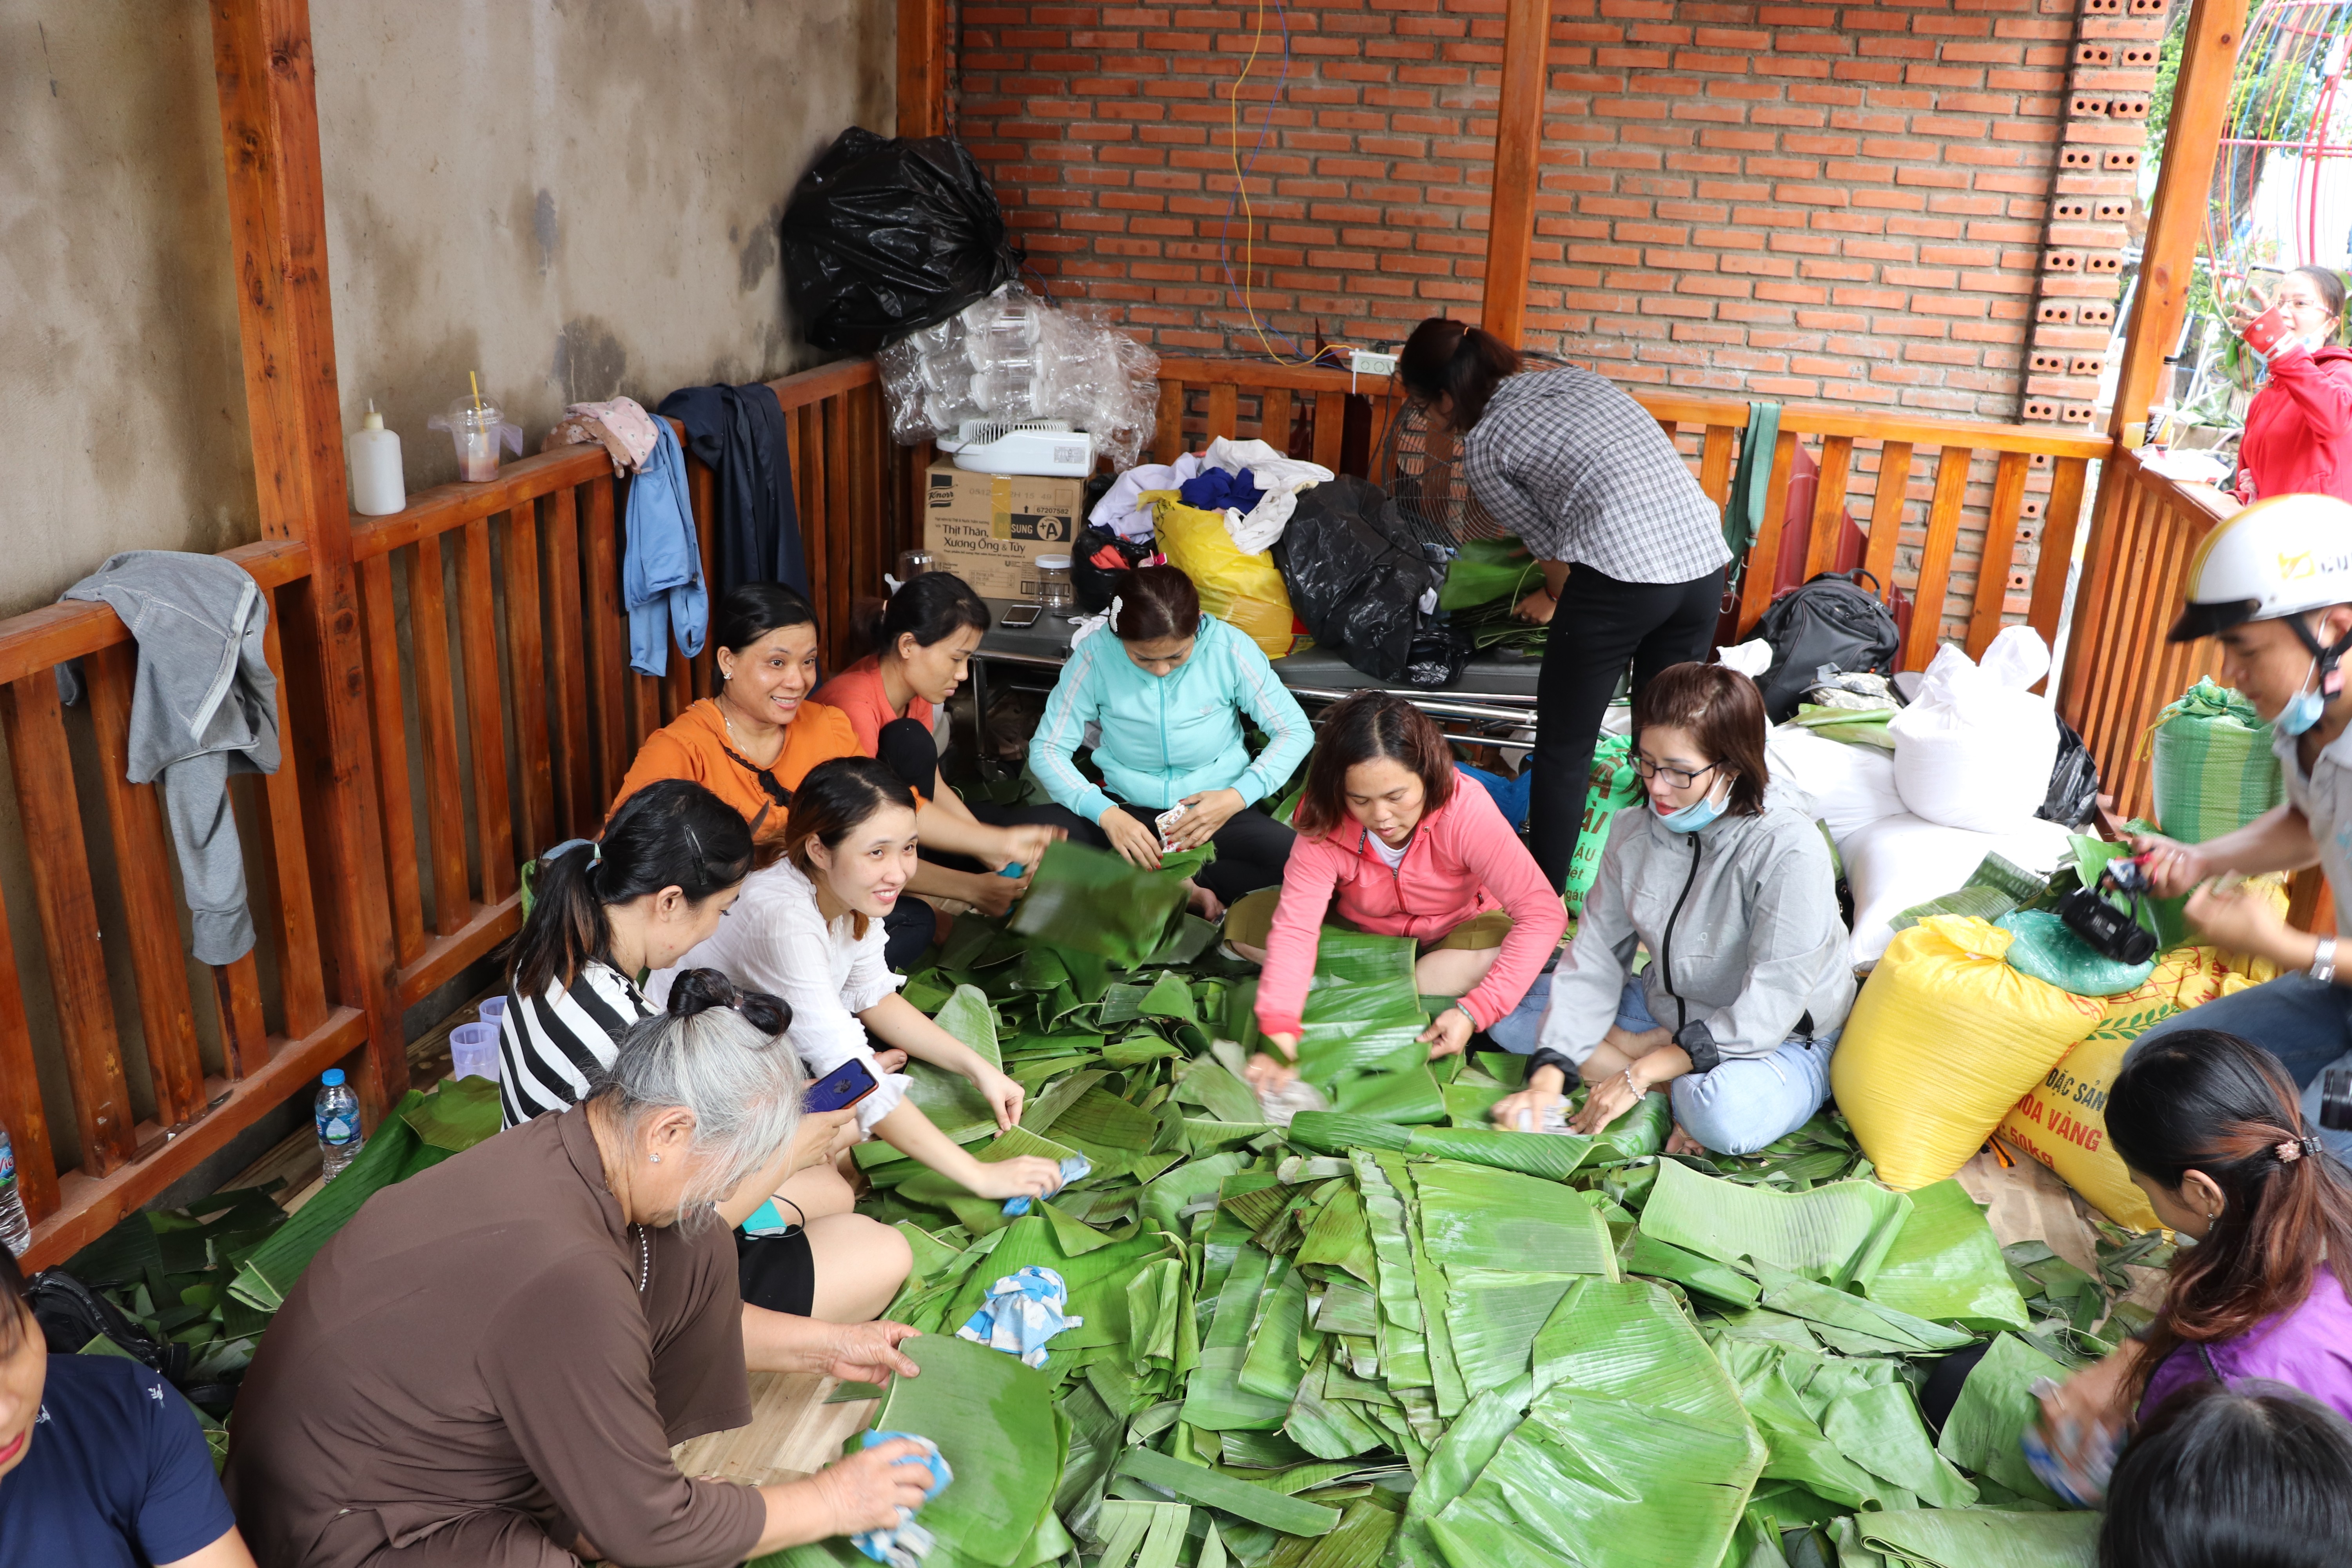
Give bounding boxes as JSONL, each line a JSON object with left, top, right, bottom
{"left": 967, "top": 597, "right": 1545, "bottom": 768}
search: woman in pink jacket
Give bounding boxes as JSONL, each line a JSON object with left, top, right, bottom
{"left": 1230, "top": 691, "right": 1566, "bottom": 1087}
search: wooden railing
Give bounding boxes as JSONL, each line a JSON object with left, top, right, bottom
{"left": 1153, "top": 358, "right": 2111, "bottom": 668}
{"left": 2058, "top": 448, "right": 2237, "bottom": 823}
{"left": 7, "top": 359, "right": 916, "bottom": 1268}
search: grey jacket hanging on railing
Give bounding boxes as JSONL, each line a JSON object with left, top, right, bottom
{"left": 57, "top": 551, "right": 279, "bottom": 965}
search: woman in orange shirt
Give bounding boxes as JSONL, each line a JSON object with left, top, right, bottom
{"left": 812, "top": 572, "right": 1075, "bottom": 864}
{"left": 613, "top": 583, "right": 1058, "bottom": 967}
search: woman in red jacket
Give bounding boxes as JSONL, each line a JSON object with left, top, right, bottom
{"left": 1230, "top": 691, "right": 1566, "bottom": 1087}
{"left": 2236, "top": 266, "right": 2352, "bottom": 505}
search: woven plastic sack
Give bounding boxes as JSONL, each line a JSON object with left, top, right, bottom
{"left": 1564, "top": 735, "right": 1644, "bottom": 917}
{"left": 1993, "top": 909, "right": 2155, "bottom": 996}
{"left": 2144, "top": 678, "right": 2283, "bottom": 844}
{"left": 1831, "top": 915, "right": 2105, "bottom": 1189}
{"left": 1886, "top": 627, "right": 2059, "bottom": 833}
{"left": 1999, "top": 939, "right": 2283, "bottom": 1230}
{"left": 1146, "top": 493, "right": 1296, "bottom": 659}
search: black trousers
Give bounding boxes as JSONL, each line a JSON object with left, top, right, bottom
{"left": 1529, "top": 563, "right": 1727, "bottom": 890}
{"left": 1047, "top": 800, "right": 1294, "bottom": 904}
{"left": 876, "top": 716, "right": 1076, "bottom": 875}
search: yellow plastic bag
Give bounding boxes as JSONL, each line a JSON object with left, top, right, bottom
{"left": 1145, "top": 492, "right": 1298, "bottom": 659}
{"left": 1831, "top": 915, "right": 2105, "bottom": 1190}
{"left": 1999, "top": 939, "right": 2283, "bottom": 1230}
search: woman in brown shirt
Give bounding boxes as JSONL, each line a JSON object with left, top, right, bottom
{"left": 224, "top": 973, "right": 934, "bottom": 1568}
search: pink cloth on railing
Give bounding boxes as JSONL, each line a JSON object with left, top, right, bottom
{"left": 541, "top": 396, "right": 661, "bottom": 473}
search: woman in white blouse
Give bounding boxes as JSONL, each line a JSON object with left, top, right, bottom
{"left": 660, "top": 757, "right": 1065, "bottom": 1223}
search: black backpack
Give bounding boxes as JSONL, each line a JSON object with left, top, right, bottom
{"left": 1751, "top": 569, "right": 1902, "bottom": 722}
{"left": 28, "top": 1269, "right": 239, "bottom": 1415}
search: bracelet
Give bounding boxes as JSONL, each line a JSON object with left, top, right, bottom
{"left": 1621, "top": 1067, "right": 1641, "bottom": 1098}
{"left": 2314, "top": 936, "right": 2338, "bottom": 985}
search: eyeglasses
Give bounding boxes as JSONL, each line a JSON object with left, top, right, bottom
{"left": 1631, "top": 757, "right": 1720, "bottom": 789}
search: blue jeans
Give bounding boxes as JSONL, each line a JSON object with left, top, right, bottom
{"left": 1616, "top": 978, "right": 1838, "bottom": 1157}
{"left": 2129, "top": 973, "right": 2352, "bottom": 1163}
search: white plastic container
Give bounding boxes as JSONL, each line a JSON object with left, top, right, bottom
{"left": 347, "top": 399, "right": 407, "bottom": 515}
{"left": 448, "top": 1022, "right": 501, "bottom": 1083}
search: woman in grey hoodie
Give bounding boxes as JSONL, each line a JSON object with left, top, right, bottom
{"left": 1493, "top": 663, "right": 1854, "bottom": 1156}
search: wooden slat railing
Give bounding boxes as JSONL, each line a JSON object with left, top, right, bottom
{"left": 1152, "top": 358, "right": 2111, "bottom": 664}
{"left": 5, "top": 359, "right": 915, "bottom": 1269}
{"left": 2056, "top": 448, "right": 2236, "bottom": 822}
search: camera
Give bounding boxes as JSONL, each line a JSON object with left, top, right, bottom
{"left": 2057, "top": 858, "right": 2158, "bottom": 966}
{"left": 2323, "top": 1069, "right": 2352, "bottom": 1134}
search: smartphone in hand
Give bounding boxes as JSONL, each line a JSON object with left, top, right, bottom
{"left": 2243, "top": 299, "right": 2298, "bottom": 358}
{"left": 804, "top": 1056, "right": 880, "bottom": 1113}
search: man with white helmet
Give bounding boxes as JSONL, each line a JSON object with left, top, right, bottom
{"left": 2132, "top": 491, "right": 2352, "bottom": 1154}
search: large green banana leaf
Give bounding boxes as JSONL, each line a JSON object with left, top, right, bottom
{"left": 1753, "top": 1263, "right": 1975, "bottom": 1354}
{"left": 1410, "top": 1161, "right": 1616, "bottom": 1276}
{"left": 1442, "top": 1270, "right": 1580, "bottom": 1390}
{"left": 869, "top": 1334, "right": 1063, "bottom": 1568}
{"left": 1934, "top": 1333, "right": 2067, "bottom": 1502}
{"left": 1009, "top": 839, "right": 1197, "bottom": 966}
{"left": 1819, "top": 1384, "right": 1980, "bottom": 1509}
{"left": 1294, "top": 932, "right": 1437, "bottom": 1116}
{"left": 1638, "top": 1159, "right": 1913, "bottom": 1288}
{"left": 1862, "top": 1180, "right": 2031, "bottom": 1332}
{"left": 1437, "top": 536, "right": 1544, "bottom": 612}
{"left": 1846, "top": 1506, "right": 2098, "bottom": 1568}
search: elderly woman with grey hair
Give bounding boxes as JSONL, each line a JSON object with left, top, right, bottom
{"left": 224, "top": 971, "right": 936, "bottom": 1568}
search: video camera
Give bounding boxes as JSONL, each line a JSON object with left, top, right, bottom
{"left": 2056, "top": 853, "right": 2159, "bottom": 967}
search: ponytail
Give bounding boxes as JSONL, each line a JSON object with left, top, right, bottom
{"left": 509, "top": 779, "right": 756, "bottom": 997}
{"left": 1398, "top": 316, "right": 1523, "bottom": 430}
{"left": 856, "top": 571, "right": 991, "bottom": 660}
{"left": 2107, "top": 1030, "right": 2352, "bottom": 1405}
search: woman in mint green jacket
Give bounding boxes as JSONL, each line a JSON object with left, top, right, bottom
{"left": 1029, "top": 566, "right": 1312, "bottom": 915}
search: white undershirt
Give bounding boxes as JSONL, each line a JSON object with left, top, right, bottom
{"left": 1367, "top": 831, "right": 1410, "bottom": 870}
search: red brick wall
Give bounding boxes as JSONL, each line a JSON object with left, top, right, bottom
{"left": 956, "top": 0, "right": 2161, "bottom": 424}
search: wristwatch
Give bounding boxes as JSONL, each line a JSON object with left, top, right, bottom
{"left": 2313, "top": 936, "right": 2338, "bottom": 985}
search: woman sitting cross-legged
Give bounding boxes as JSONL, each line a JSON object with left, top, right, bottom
{"left": 2032, "top": 1028, "right": 2352, "bottom": 1503}
{"left": 1029, "top": 564, "right": 1313, "bottom": 918}
{"left": 1490, "top": 662, "right": 1855, "bottom": 1156}
{"left": 1234, "top": 690, "right": 1566, "bottom": 1087}
{"left": 657, "top": 757, "right": 1065, "bottom": 1220}
{"left": 498, "top": 778, "right": 909, "bottom": 1323}
{"left": 226, "top": 977, "right": 938, "bottom": 1568}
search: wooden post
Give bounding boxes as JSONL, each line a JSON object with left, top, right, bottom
{"left": 209, "top": 0, "right": 407, "bottom": 1121}
{"left": 2108, "top": 0, "right": 2247, "bottom": 447}
{"left": 898, "top": 0, "right": 948, "bottom": 140}
{"left": 1479, "top": 0, "right": 1552, "bottom": 346}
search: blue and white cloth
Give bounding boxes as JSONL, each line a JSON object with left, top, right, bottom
{"left": 956, "top": 1266, "right": 1083, "bottom": 1368}
{"left": 851, "top": 1430, "right": 953, "bottom": 1568}
{"left": 1001, "top": 1154, "right": 1090, "bottom": 1216}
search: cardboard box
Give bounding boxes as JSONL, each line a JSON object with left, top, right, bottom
{"left": 922, "top": 461, "right": 1086, "bottom": 600}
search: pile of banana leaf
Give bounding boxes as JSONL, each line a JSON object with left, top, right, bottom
{"left": 769, "top": 872, "right": 2144, "bottom": 1568}
{"left": 1437, "top": 537, "right": 1546, "bottom": 659}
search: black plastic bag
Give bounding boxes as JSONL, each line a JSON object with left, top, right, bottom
{"left": 780, "top": 129, "right": 1022, "bottom": 352}
{"left": 1072, "top": 524, "right": 1154, "bottom": 613}
{"left": 1277, "top": 475, "right": 1445, "bottom": 684}
{"left": 2037, "top": 713, "right": 2102, "bottom": 827}
{"left": 1752, "top": 569, "right": 1902, "bottom": 722}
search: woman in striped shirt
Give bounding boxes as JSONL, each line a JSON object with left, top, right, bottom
{"left": 499, "top": 778, "right": 912, "bottom": 1322}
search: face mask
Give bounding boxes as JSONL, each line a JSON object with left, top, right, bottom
{"left": 2281, "top": 655, "right": 2333, "bottom": 736}
{"left": 1656, "top": 778, "right": 1731, "bottom": 834}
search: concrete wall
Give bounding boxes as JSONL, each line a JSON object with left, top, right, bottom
{"left": 1, "top": 0, "right": 896, "bottom": 621}
{"left": 0, "top": 0, "right": 894, "bottom": 1169}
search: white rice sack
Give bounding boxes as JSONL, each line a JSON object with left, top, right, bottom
{"left": 1842, "top": 811, "right": 2076, "bottom": 966}
{"left": 1887, "top": 627, "right": 2059, "bottom": 834}
{"left": 1766, "top": 725, "right": 1903, "bottom": 849}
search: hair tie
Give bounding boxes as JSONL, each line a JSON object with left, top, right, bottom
{"left": 1109, "top": 595, "right": 1123, "bottom": 633}
{"left": 2277, "top": 1135, "right": 2322, "bottom": 1163}
{"left": 548, "top": 837, "right": 602, "bottom": 868}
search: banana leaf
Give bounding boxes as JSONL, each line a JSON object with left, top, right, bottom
{"left": 1863, "top": 1180, "right": 2031, "bottom": 1332}
{"left": 1292, "top": 1496, "right": 1401, "bottom": 1568}
{"left": 1285, "top": 1114, "right": 1411, "bottom": 1155}
{"left": 397, "top": 1073, "right": 503, "bottom": 1151}
{"left": 1437, "top": 536, "right": 1543, "bottom": 612}
{"left": 1115, "top": 1447, "right": 1340, "bottom": 1537}
{"left": 1442, "top": 1270, "right": 1580, "bottom": 1390}
{"left": 1819, "top": 1384, "right": 1979, "bottom": 1509}
{"left": 1934, "top": 1333, "right": 2067, "bottom": 1503}
{"left": 869, "top": 1333, "right": 1062, "bottom": 1568}
{"left": 1183, "top": 1242, "right": 1292, "bottom": 1432}
{"left": 933, "top": 983, "right": 1005, "bottom": 1062}
{"left": 1636, "top": 1159, "right": 1913, "bottom": 1289}
{"left": 1409, "top": 1161, "right": 1616, "bottom": 1277}
{"left": 1295, "top": 933, "right": 1432, "bottom": 1108}
{"left": 1355, "top": 1154, "right": 1429, "bottom": 1388}
{"left": 1400, "top": 1123, "right": 1592, "bottom": 1181}
{"left": 1176, "top": 1059, "right": 1263, "bottom": 1126}
{"left": 1617, "top": 1229, "right": 1763, "bottom": 1308}
{"left": 230, "top": 1089, "right": 458, "bottom": 1312}
{"left": 1010, "top": 839, "right": 1194, "bottom": 967}
{"left": 1752, "top": 1263, "right": 1974, "bottom": 1354}
{"left": 1236, "top": 1258, "right": 1313, "bottom": 1403}
{"left": 1283, "top": 1344, "right": 1392, "bottom": 1459}
{"left": 1848, "top": 1507, "right": 2098, "bottom": 1568}
{"left": 1093, "top": 1500, "right": 1191, "bottom": 1568}
{"left": 1294, "top": 1183, "right": 1376, "bottom": 1285}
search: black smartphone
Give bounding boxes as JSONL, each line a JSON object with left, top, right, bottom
{"left": 804, "top": 1056, "right": 880, "bottom": 1113}
{"left": 1000, "top": 602, "right": 1044, "bottom": 628}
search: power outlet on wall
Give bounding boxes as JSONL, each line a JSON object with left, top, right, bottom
{"left": 1350, "top": 349, "right": 1400, "bottom": 379}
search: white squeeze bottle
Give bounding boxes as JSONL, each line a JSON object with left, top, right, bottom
{"left": 316, "top": 1069, "right": 363, "bottom": 1182}
{"left": 347, "top": 399, "right": 407, "bottom": 516}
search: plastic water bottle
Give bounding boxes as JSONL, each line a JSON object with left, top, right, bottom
{"left": 0, "top": 1128, "right": 29, "bottom": 1257}
{"left": 316, "top": 1069, "right": 363, "bottom": 1182}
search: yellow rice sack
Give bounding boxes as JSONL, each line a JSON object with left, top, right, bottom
{"left": 1146, "top": 494, "right": 1298, "bottom": 659}
{"left": 1832, "top": 915, "right": 2105, "bottom": 1190}
{"left": 1999, "top": 940, "right": 2283, "bottom": 1230}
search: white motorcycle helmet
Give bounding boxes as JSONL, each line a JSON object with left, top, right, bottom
{"left": 2167, "top": 492, "right": 2352, "bottom": 644}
